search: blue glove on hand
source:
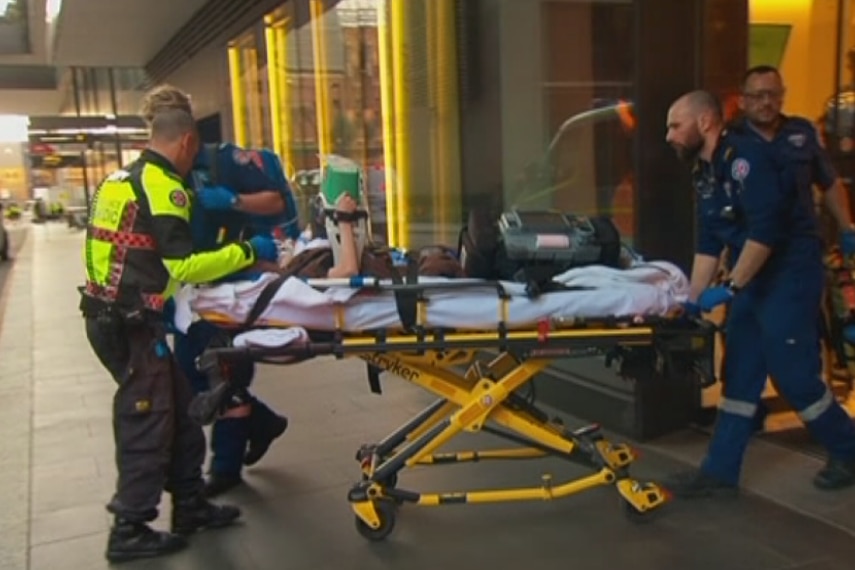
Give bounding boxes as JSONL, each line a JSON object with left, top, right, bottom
{"left": 248, "top": 235, "right": 279, "bottom": 262}
{"left": 840, "top": 229, "right": 855, "bottom": 256}
{"left": 697, "top": 286, "right": 734, "bottom": 312}
{"left": 682, "top": 301, "right": 702, "bottom": 319}
{"left": 198, "top": 186, "right": 239, "bottom": 211}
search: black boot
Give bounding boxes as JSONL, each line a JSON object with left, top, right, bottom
{"left": 105, "top": 519, "right": 187, "bottom": 564}
{"left": 245, "top": 402, "right": 289, "bottom": 467}
{"left": 813, "top": 458, "right": 855, "bottom": 490}
{"left": 171, "top": 496, "right": 242, "bottom": 536}
{"left": 203, "top": 473, "right": 243, "bottom": 498}
{"left": 663, "top": 469, "right": 739, "bottom": 499}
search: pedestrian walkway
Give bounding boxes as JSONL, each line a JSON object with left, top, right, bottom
{"left": 2, "top": 226, "right": 855, "bottom": 570}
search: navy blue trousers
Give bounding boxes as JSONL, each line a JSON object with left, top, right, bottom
{"left": 702, "top": 259, "right": 855, "bottom": 485}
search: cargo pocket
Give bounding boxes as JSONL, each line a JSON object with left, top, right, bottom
{"left": 115, "top": 332, "right": 175, "bottom": 455}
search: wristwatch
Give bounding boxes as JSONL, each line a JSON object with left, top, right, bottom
{"left": 724, "top": 279, "right": 742, "bottom": 294}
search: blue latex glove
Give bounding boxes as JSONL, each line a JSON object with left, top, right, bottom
{"left": 198, "top": 185, "right": 239, "bottom": 211}
{"left": 697, "top": 286, "right": 734, "bottom": 312}
{"left": 682, "top": 301, "right": 702, "bottom": 319}
{"left": 248, "top": 235, "right": 278, "bottom": 262}
{"left": 840, "top": 229, "right": 855, "bottom": 256}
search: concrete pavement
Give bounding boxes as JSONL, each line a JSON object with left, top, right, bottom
{"left": 2, "top": 226, "right": 855, "bottom": 570}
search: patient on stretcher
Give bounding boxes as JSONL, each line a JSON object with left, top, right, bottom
{"left": 174, "top": 205, "right": 691, "bottom": 336}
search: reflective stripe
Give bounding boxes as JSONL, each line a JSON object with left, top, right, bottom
{"left": 84, "top": 282, "right": 164, "bottom": 312}
{"left": 719, "top": 398, "right": 757, "bottom": 418}
{"left": 798, "top": 388, "right": 834, "bottom": 423}
{"left": 90, "top": 226, "right": 156, "bottom": 250}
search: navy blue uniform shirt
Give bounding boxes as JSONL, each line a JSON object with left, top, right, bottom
{"left": 693, "top": 127, "right": 822, "bottom": 282}
{"left": 732, "top": 115, "right": 836, "bottom": 240}
{"left": 188, "top": 143, "right": 291, "bottom": 250}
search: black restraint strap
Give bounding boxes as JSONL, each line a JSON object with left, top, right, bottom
{"left": 242, "top": 275, "right": 290, "bottom": 330}
{"left": 387, "top": 252, "right": 420, "bottom": 331}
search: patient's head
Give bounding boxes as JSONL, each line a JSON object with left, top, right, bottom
{"left": 140, "top": 84, "right": 194, "bottom": 126}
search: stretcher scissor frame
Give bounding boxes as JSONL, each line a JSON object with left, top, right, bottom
{"left": 198, "top": 315, "right": 715, "bottom": 541}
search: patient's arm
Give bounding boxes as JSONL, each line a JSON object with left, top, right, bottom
{"left": 327, "top": 194, "right": 360, "bottom": 278}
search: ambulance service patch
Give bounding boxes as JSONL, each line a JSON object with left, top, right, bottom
{"left": 731, "top": 158, "right": 750, "bottom": 181}
{"left": 233, "top": 148, "right": 251, "bottom": 165}
{"left": 169, "top": 189, "right": 188, "bottom": 208}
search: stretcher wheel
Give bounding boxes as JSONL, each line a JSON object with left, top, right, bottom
{"left": 621, "top": 497, "right": 658, "bottom": 524}
{"left": 354, "top": 500, "right": 397, "bottom": 541}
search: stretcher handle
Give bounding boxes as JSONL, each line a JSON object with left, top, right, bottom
{"left": 201, "top": 342, "right": 337, "bottom": 363}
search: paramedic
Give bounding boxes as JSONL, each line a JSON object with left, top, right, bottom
{"left": 732, "top": 66, "right": 855, "bottom": 241}
{"left": 664, "top": 90, "right": 855, "bottom": 497}
{"left": 80, "top": 107, "right": 279, "bottom": 563}
{"left": 139, "top": 85, "right": 292, "bottom": 497}
{"left": 729, "top": 66, "right": 855, "bottom": 429}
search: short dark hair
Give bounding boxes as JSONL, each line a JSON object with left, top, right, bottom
{"left": 742, "top": 65, "right": 782, "bottom": 88}
{"left": 150, "top": 109, "right": 196, "bottom": 142}
{"left": 684, "top": 90, "right": 723, "bottom": 121}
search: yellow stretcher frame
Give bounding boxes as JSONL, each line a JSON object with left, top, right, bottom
{"left": 198, "top": 315, "right": 715, "bottom": 541}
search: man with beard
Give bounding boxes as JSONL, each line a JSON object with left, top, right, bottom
{"left": 662, "top": 90, "right": 855, "bottom": 497}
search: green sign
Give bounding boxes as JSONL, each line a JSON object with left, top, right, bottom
{"left": 749, "top": 24, "right": 792, "bottom": 68}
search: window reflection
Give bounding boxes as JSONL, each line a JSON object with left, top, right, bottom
{"left": 228, "top": 30, "right": 269, "bottom": 148}
{"left": 316, "top": 0, "right": 389, "bottom": 241}
{"left": 499, "top": 0, "right": 636, "bottom": 243}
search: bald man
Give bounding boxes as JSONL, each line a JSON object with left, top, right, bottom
{"left": 664, "top": 90, "right": 855, "bottom": 496}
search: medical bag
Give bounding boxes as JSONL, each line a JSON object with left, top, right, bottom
{"left": 459, "top": 208, "right": 623, "bottom": 290}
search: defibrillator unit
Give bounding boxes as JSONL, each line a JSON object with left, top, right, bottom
{"left": 498, "top": 210, "right": 620, "bottom": 266}
{"left": 460, "top": 209, "right": 622, "bottom": 294}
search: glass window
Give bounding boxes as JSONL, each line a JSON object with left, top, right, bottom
{"left": 264, "top": 2, "right": 322, "bottom": 228}
{"left": 489, "top": 0, "right": 637, "bottom": 243}
{"left": 748, "top": 0, "right": 838, "bottom": 122}
{"left": 314, "top": 0, "right": 393, "bottom": 243}
{"left": 228, "top": 29, "right": 270, "bottom": 148}
{"left": 377, "top": 0, "right": 463, "bottom": 248}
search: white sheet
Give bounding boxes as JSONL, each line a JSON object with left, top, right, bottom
{"left": 173, "top": 260, "right": 689, "bottom": 334}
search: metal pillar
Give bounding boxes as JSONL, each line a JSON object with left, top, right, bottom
{"left": 72, "top": 67, "right": 91, "bottom": 212}
{"left": 108, "top": 68, "right": 124, "bottom": 167}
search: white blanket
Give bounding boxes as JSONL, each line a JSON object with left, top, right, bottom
{"left": 173, "top": 260, "right": 689, "bottom": 334}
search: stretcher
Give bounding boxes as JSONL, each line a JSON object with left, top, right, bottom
{"left": 183, "top": 262, "right": 715, "bottom": 541}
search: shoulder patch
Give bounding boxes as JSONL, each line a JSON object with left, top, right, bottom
{"left": 731, "top": 158, "right": 750, "bottom": 181}
{"left": 787, "top": 133, "right": 806, "bottom": 148}
{"left": 169, "top": 189, "right": 189, "bottom": 208}
{"left": 232, "top": 148, "right": 251, "bottom": 165}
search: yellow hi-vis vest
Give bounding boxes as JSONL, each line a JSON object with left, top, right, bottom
{"left": 83, "top": 149, "right": 257, "bottom": 313}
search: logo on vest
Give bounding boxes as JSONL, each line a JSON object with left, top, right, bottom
{"left": 169, "top": 189, "right": 188, "bottom": 208}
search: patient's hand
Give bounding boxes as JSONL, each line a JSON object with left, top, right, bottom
{"left": 336, "top": 194, "right": 357, "bottom": 215}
